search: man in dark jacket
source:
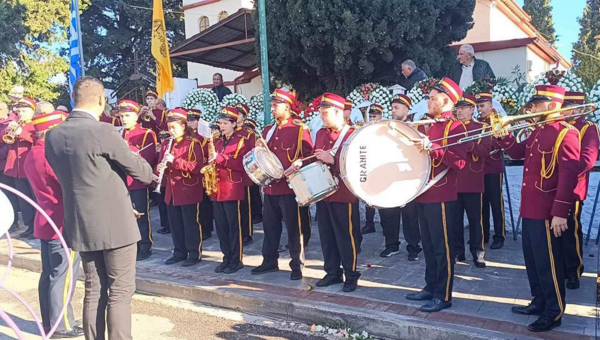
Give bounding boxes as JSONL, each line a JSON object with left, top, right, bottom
{"left": 211, "top": 73, "right": 232, "bottom": 102}
{"left": 398, "top": 60, "right": 428, "bottom": 91}
{"left": 46, "top": 76, "right": 154, "bottom": 340}
{"left": 447, "top": 44, "right": 496, "bottom": 89}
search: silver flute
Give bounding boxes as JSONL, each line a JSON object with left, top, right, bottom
{"left": 153, "top": 137, "right": 174, "bottom": 194}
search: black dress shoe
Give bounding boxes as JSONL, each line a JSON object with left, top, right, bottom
{"left": 182, "top": 258, "right": 200, "bottom": 267}
{"left": 252, "top": 216, "right": 263, "bottom": 224}
{"left": 50, "top": 327, "right": 85, "bottom": 338}
{"left": 490, "top": 239, "right": 504, "bottom": 249}
{"left": 224, "top": 262, "right": 244, "bottom": 274}
{"left": 315, "top": 275, "right": 343, "bottom": 287}
{"left": 360, "top": 225, "right": 376, "bottom": 235}
{"left": 455, "top": 254, "right": 466, "bottom": 263}
{"left": 511, "top": 304, "right": 544, "bottom": 315}
{"left": 278, "top": 244, "right": 288, "bottom": 252}
{"left": 251, "top": 264, "right": 279, "bottom": 275}
{"left": 164, "top": 257, "right": 185, "bottom": 265}
{"left": 473, "top": 260, "right": 486, "bottom": 268}
{"left": 405, "top": 290, "right": 433, "bottom": 301}
{"left": 136, "top": 251, "right": 152, "bottom": 261}
{"left": 202, "top": 232, "right": 212, "bottom": 240}
{"left": 420, "top": 298, "right": 452, "bottom": 312}
{"left": 343, "top": 280, "right": 358, "bottom": 292}
{"left": 566, "top": 276, "right": 580, "bottom": 290}
{"left": 290, "top": 270, "right": 302, "bottom": 280}
{"left": 242, "top": 236, "right": 253, "bottom": 246}
{"left": 19, "top": 228, "right": 33, "bottom": 238}
{"left": 408, "top": 252, "right": 419, "bottom": 261}
{"left": 157, "top": 227, "right": 171, "bottom": 234}
{"left": 380, "top": 247, "right": 400, "bottom": 258}
{"left": 528, "top": 316, "right": 561, "bottom": 332}
{"left": 215, "top": 262, "right": 229, "bottom": 273}
{"left": 8, "top": 224, "right": 19, "bottom": 232}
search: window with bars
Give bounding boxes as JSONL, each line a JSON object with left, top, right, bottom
{"left": 199, "top": 16, "right": 209, "bottom": 32}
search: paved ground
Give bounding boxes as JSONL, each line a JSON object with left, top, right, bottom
{"left": 0, "top": 266, "right": 356, "bottom": 340}
{"left": 1, "top": 202, "right": 598, "bottom": 339}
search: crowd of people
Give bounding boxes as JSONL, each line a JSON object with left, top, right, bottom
{"left": 0, "top": 43, "right": 598, "bottom": 339}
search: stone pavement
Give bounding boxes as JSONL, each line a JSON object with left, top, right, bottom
{"left": 1, "top": 206, "right": 597, "bottom": 340}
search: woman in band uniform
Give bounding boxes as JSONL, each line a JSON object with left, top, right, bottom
{"left": 157, "top": 108, "right": 206, "bottom": 267}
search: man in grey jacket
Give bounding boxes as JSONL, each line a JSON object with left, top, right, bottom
{"left": 447, "top": 44, "right": 496, "bottom": 89}
{"left": 46, "top": 76, "right": 154, "bottom": 340}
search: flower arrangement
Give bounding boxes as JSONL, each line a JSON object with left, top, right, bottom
{"left": 556, "top": 71, "right": 585, "bottom": 93}
{"left": 347, "top": 83, "right": 393, "bottom": 119}
{"left": 221, "top": 93, "right": 248, "bottom": 109}
{"left": 406, "top": 78, "right": 440, "bottom": 106}
{"left": 182, "top": 89, "right": 221, "bottom": 123}
{"left": 587, "top": 79, "right": 600, "bottom": 124}
{"left": 248, "top": 93, "right": 266, "bottom": 132}
{"left": 464, "top": 77, "right": 496, "bottom": 95}
{"left": 516, "top": 72, "right": 549, "bottom": 109}
{"left": 492, "top": 77, "right": 518, "bottom": 115}
{"left": 300, "top": 96, "right": 323, "bottom": 126}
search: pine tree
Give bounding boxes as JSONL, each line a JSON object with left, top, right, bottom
{"left": 257, "top": 0, "right": 476, "bottom": 99}
{"left": 572, "top": 0, "right": 600, "bottom": 88}
{"left": 523, "top": 0, "right": 557, "bottom": 44}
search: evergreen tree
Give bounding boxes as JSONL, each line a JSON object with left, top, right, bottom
{"left": 523, "top": 0, "right": 557, "bottom": 44}
{"left": 0, "top": 1, "right": 28, "bottom": 67}
{"left": 572, "top": 0, "right": 600, "bottom": 88}
{"left": 257, "top": 0, "right": 476, "bottom": 99}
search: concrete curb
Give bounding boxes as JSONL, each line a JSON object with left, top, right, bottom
{"left": 0, "top": 251, "right": 545, "bottom": 340}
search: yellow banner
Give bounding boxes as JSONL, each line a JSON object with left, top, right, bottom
{"left": 151, "top": 0, "right": 174, "bottom": 97}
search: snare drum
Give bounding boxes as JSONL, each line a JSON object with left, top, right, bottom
{"left": 340, "top": 120, "right": 431, "bottom": 208}
{"left": 288, "top": 162, "right": 338, "bottom": 206}
{"left": 243, "top": 147, "right": 284, "bottom": 186}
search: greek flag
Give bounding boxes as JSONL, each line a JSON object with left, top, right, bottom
{"left": 69, "top": 0, "right": 84, "bottom": 107}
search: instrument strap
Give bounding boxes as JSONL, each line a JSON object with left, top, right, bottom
{"left": 265, "top": 124, "right": 277, "bottom": 143}
{"left": 421, "top": 168, "right": 450, "bottom": 194}
{"left": 331, "top": 125, "right": 350, "bottom": 155}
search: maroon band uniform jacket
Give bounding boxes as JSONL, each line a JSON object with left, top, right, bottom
{"left": 99, "top": 114, "right": 122, "bottom": 127}
{"left": 236, "top": 126, "right": 257, "bottom": 187}
{"left": 457, "top": 120, "right": 492, "bottom": 193}
{"left": 214, "top": 132, "right": 252, "bottom": 201}
{"left": 571, "top": 117, "right": 599, "bottom": 201}
{"left": 123, "top": 124, "right": 158, "bottom": 190}
{"left": 314, "top": 125, "right": 355, "bottom": 203}
{"left": 263, "top": 118, "right": 313, "bottom": 196}
{"left": 480, "top": 114, "right": 504, "bottom": 174}
{"left": 3, "top": 121, "right": 35, "bottom": 178}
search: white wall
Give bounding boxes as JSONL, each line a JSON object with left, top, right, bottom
{"left": 188, "top": 60, "right": 239, "bottom": 91}
{"left": 460, "top": 0, "right": 492, "bottom": 44}
{"left": 474, "top": 46, "right": 528, "bottom": 81}
{"left": 526, "top": 47, "right": 552, "bottom": 81}
{"left": 489, "top": 6, "right": 529, "bottom": 42}
{"left": 237, "top": 75, "right": 263, "bottom": 98}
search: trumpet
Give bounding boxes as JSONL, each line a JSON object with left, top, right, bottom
{"left": 154, "top": 137, "right": 174, "bottom": 194}
{"left": 2, "top": 119, "right": 24, "bottom": 144}
{"left": 141, "top": 106, "right": 155, "bottom": 122}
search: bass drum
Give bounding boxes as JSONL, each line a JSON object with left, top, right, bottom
{"left": 340, "top": 120, "right": 431, "bottom": 208}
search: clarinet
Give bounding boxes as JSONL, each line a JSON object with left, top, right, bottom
{"left": 153, "top": 137, "right": 174, "bottom": 194}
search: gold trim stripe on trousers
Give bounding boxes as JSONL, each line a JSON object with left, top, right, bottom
{"left": 441, "top": 202, "right": 452, "bottom": 301}
{"left": 348, "top": 204, "right": 357, "bottom": 271}
{"left": 545, "top": 220, "right": 565, "bottom": 321}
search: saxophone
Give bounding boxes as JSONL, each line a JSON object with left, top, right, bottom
{"left": 200, "top": 132, "right": 220, "bottom": 196}
{"left": 153, "top": 137, "right": 174, "bottom": 194}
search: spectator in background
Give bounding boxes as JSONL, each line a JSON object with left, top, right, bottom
{"left": 211, "top": 73, "right": 232, "bottom": 102}
{"left": 398, "top": 60, "right": 428, "bottom": 91}
{"left": 35, "top": 101, "right": 55, "bottom": 116}
{"left": 0, "top": 101, "right": 19, "bottom": 232}
{"left": 448, "top": 44, "right": 495, "bottom": 89}
{"left": 56, "top": 105, "right": 69, "bottom": 113}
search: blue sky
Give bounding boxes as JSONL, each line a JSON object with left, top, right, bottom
{"left": 515, "top": 0, "right": 586, "bottom": 59}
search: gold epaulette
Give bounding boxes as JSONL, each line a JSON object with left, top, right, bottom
{"left": 559, "top": 121, "right": 576, "bottom": 130}
{"left": 292, "top": 119, "right": 308, "bottom": 129}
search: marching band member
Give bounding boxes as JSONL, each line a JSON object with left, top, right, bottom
{"left": 289, "top": 111, "right": 313, "bottom": 248}
{"left": 313, "top": 92, "right": 361, "bottom": 292}
{"left": 118, "top": 100, "right": 158, "bottom": 261}
{"left": 0, "top": 101, "right": 19, "bottom": 232}
{"left": 148, "top": 99, "right": 169, "bottom": 136}
{"left": 251, "top": 89, "right": 313, "bottom": 280}
{"left": 407, "top": 78, "right": 467, "bottom": 312}
{"left": 157, "top": 108, "right": 206, "bottom": 267}
{"left": 212, "top": 107, "right": 252, "bottom": 274}
{"left": 453, "top": 94, "right": 491, "bottom": 267}
{"left": 498, "top": 85, "right": 579, "bottom": 332}
{"left": 361, "top": 104, "right": 384, "bottom": 235}
{"left": 234, "top": 103, "right": 256, "bottom": 245}
{"left": 187, "top": 108, "right": 214, "bottom": 240}
{"left": 476, "top": 91, "right": 506, "bottom": 249}
{"left": 99, "top": 103, "right": 122, "bottom": 127}
{"left": 152, "top": 99, "right": 171, "bottom": 235}
{"left": 3, "top": 97, "right": 37, "bottom": 238}
{"left": 562, "top": 91, "right": 599, "bottom": 290}
{"left": 24, "top": 111, "right": 84, "bottom": 338}
{"left": 390, "top": 94, "right": 422, "bottom": 261}
{"left": 139, "top": 89, "right": 158, "bottom": 129}
{"left": 343, "top": 99, "right": 353, "bottom": 126}
{"left": 243, "top": 118, "right": 265, "bottom": 226}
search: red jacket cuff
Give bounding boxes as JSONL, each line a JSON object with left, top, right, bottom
{"left": 551, "top": 200, "right": 572, "bottom": 219}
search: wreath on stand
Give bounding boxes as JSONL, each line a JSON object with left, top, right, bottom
{"left": 587, "top": 79, "right": 600, "bottom": 124}
{"left": 406, "top": 78, "right": 440, "bottom": 105}
{"left": 182, "top": 89, "right": 221, "bottom": 123}
{"left": 492, "top": 78, "right": 518, "bottom": 115}
{"left": 300, "top": 96, "right": 322, "bottom": 126}
{"left": 347, "top": 83, "right": 393, "bottom": 120}
{"left": 221, "top": 93, "right": 248, "bottom": 109}
{"left": 248, "top": 93, "right": 267, "bottom": 132}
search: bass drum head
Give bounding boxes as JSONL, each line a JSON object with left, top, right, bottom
{"left": 340, "top": 120, "right": 431, "bottom": 208}
{"left": 255, "top": 146, "right": 284, "bottom": 179}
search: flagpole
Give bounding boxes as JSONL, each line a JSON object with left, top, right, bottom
{"left": 74, "top": 0, "right": 85, "bottom": 76}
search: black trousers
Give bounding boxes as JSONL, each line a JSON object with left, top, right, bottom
{"left": 39, "top": 240, "right": 80, "bottom": 333}
{"left": 317, "top": 201, "right": 361, "bottom": 281}
{"left": 522, "top": 218, "right": 566, "bottom": 320}
{"left": 380, "top": 207, "right": 401, "bottom": 249}
{"left": 418, "top": 202, "right": 455, "bottom": 302}
{"left": 250, "top": 184, "right": 263, "bottom": 221}
{"left": 562, "top": 201, "right": 584, "bottom": 279}
{"left": 453, "top": 193, "right": 485, "bottom": 260}
{"left": 262, "top": 194, "right": 305, "bottom": 271}
{"left": 13, "top": 176, "right": 36, "bottom": 228}
{"left": 483, "top": 173, "right": 505, "bottom": 242}
{"left": 80, "top": 243, "right": 137, "bottom": 340}
{"left": 199, "top": 191, "right": 214, "bottom": 234}
{"left": 0, "top": 171, "right": 18, "bottom": 226}
{"left": 402, "top": 201, "right": 422, "bottom": 254}
{"left": 300, "top": 206, "right": 312, "bottom": 245}
{"left": 166, "top": 203, "right": 202, "bottom": 260}
{"left": 129, "top": 189, "right": 152, "bottom": 254}
{"left": 365, "top": 206, "right": 377, "bottom": 226}
{"left": 214, "top": 200, "right": 243, "bottom": 266}
{"left": 241, "top": 187, "right": 253, "bottom": 239}
{"left": 150, "top": 190, "right": 170, "bottom": 229}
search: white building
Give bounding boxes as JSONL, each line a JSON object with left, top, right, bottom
{"left": 176, "top": 0, "right": 570, "bottom": 96}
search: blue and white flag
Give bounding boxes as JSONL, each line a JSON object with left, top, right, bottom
{"left": 69, "top": 0, "right": 84, "bottom": 107}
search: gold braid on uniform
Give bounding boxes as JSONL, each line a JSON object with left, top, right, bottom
{"left": 288, "top": 119, "right": 305, "bottom": 163}
{"left": 182, "top": 139, "right": 197, "bottom": 179}
{"left": 432, "top": 120, "right": 455, "bottom": 169}
{"left": 233, "top": 138, "right": 245, "bottom": 159}
{"left": 540, "top": 123, "right": 574, "bottom": 185}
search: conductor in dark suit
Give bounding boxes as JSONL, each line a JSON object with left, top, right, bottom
{"left": 45, "top": 76, "right": 154, "bottom": 340}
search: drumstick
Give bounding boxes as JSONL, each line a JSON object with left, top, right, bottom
{"left": 298, "top": 147, "right": 339, "bottom": 163}
{"left": 134, "top": 143, "right": 154, "bottom": 155}
{"left": 387, "top": 123, "right": 419, "bottom": 142}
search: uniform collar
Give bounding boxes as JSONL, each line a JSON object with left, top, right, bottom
{"left": 431, "top": 111, "right": 454, "bottom": 119}
{"left": 125, "top": 123, "right": 138, "bottom": 132}
{"left": 175, "top": 136, "right": 184, "bottom": 143}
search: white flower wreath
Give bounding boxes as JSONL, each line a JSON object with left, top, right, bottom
{"left": 347, "top": 83, "right": 393, "bottom": 120}
{"left": 557, "top": 71, "right": 585, "bottom": 93}
{"left": 182, "top": 89, "right": 221, "bottom": 123}
{"left": 248, "top": 93, "right": 267, "bottom": 132}
{"left": 587, "top": 78, "right": 600, "bottom": 124}
{"left": 221, "top": 93, "right": 248, "bottom": 109}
